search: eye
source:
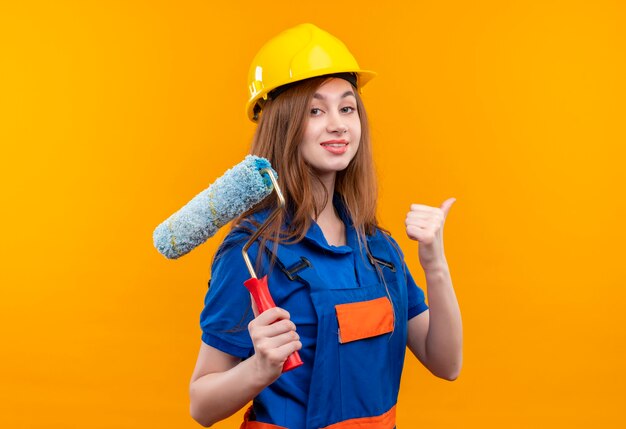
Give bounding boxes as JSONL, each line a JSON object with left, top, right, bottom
{"left": 310, "top": 108, "right": 323, "bottom": 116}
{"left": 340, "top": 106, "right": 356, "bottom": 114}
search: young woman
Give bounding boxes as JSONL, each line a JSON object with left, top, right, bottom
{"left": 189, "top": 23, "right": 462, "bottom": 429}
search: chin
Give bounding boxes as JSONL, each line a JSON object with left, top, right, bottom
{"left": 323, "top": 161, "right": 352, "bottom": 173}
{"left": 309, "top": 163, "right": 349, "bottom": 178}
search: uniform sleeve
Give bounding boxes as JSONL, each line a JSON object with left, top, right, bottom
{"left": 404, "top": 263, "right": 429, "bottom": 320}
{"left": 382, "top": 232, "right": 429, "bottom": 320}
{"left": 199, "top": 232, "right": 260, "bottom": 359}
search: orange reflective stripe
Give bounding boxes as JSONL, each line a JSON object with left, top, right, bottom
{"left": 241, "top": 404, "right": 396, "bottom": 429}
{"left": 321, "top": 405, "right": 397, "bottom": 429}
{"left": 335, "top": 297, "right": 394, "bottom": 343}
{"left": 240, "top": 406, "right": 287, "bottom": 429}
{"left": 241, "top": 422, "right": 287, "bottom": 429}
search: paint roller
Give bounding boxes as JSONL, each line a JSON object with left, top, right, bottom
{"left": 153, "top": 155, "right": 303, "bottom": 372}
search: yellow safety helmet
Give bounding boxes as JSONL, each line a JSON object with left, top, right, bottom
{"left": 246, "top": 23, "right": 376, "bottom": 122}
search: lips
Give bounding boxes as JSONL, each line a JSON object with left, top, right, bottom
{"left": 320, "top": 140, "right": 349, "bottom": 154}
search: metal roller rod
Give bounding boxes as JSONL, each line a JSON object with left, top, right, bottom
{"left": 242, "top": 168, "right": 285, "bottom": 278}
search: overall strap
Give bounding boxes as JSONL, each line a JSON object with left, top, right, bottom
{"left": 263, "top": 233, "right": 399, "bottom": 288}
{"left": 365, "top": 234, "right": 397, "bottom": 272}
{"left": 264, "top": 245, "right": 312, "bottom": 282}
{"left": 263, "top": 244, "right": 325, "bottom": 292}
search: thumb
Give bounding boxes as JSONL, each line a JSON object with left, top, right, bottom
{"left": 440, "top": 197, "right": 456, "bottom": 218}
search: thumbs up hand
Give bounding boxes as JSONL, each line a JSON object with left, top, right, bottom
{"left": 405, "top": 198, "right": 456, "bottom": 272}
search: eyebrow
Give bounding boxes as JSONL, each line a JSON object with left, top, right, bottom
{"left": 312, "top": 90, "right": 356, "bottom": 100}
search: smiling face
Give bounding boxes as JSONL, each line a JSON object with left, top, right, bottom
{"left": 300, "top": 78, "right": 362, "bottom": 182}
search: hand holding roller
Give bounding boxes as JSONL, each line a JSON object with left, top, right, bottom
{"left": 242, "top": 168, "right": 303, "bottom": 372}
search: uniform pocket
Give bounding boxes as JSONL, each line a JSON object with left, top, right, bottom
{"left": 335, "top": 297, "right": 394, "bottom": 343}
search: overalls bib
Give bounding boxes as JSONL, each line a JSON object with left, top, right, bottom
{"left": 241, "top": 232, "right": 409, "bottom": 429}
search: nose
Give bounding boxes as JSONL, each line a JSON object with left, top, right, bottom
{"left": 326, "top": 111, "right": 348, "bottom": 134}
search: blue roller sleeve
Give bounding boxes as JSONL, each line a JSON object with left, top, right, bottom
{"left": 153, "top": 155, "right": 276, "bottom": 259}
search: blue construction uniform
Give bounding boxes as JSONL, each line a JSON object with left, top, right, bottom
{"left": 200, "top": 199, "right": 428, "bottom": 429}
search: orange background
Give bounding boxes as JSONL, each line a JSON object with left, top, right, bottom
{"left": 1, "top": 1, "right": 625, "bottom": 428}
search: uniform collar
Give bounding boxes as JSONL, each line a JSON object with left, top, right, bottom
{"left": 245, "top": 195, "right": 358, "bottom": 254}
{"left": 302, "top": 194, "right": 356, "bottom": 254}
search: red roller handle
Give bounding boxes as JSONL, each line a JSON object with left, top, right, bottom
{"left": 244, "top": 275, "right": 303, "bottom": 372}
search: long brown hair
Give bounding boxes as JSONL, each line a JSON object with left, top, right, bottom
{"left": 234, "top": 75, "right": 380, "bottom": 270}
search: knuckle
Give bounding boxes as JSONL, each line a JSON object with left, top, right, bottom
{"left": 249, "top": 329, "right": 258, "bottom": 341}
{"left": 271, "top": 307, "right": 288, "bottom": 319}
{"left": 264, "top": 307, "right": 278, "bottom": 317}
{"left": 278, "top": 319, "right": 292, "bottom": 331}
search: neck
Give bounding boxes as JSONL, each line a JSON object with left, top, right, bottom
{"left": 313, "top": 172, "right": 337, "bottom": 220}
{"left": 312, "top": 172, "right": 346, "bottom": 247}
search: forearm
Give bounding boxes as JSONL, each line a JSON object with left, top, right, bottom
{"left": 423, "top": 262, "right": 463, "bottom": 380}
{"left": 190, "top": 356, "right": 268, "bottom": 427}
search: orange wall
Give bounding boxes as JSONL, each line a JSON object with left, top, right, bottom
{"left": 1, "top": 1, "right": 625, "bottom": 428}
